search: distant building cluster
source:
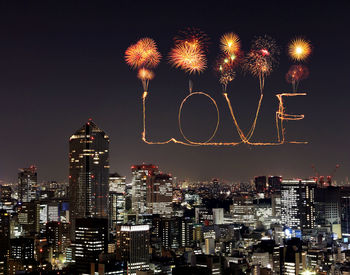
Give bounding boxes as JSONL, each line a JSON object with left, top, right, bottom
{"left": 1, "top": 120, "right": 350, "bottom": 274}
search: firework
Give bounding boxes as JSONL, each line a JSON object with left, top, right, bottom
{"left": 137, "top": 68, "right": 154, "bottom": 91}
{"left": 214, "top": 53, "right": 240, "bottom": 91}
{"left": 286, "top": 65, "right": 309, "bottom": 92}
{"left": 125, "top": 38, "right": 162, "bottom": 69}
{"left": 243, "top": 35, "right": 280, "bottom": 92}
{"left": 169, "top": 43, "right": 207, "bottom": 74}
{"left": 174, "top": 27, "right": 210, "bottom": 52}
{"left": 220, "top": 32, "right": 240, "bottom": 55}
{"left": 288, "top": 38, "right": 311, "bottom": 61}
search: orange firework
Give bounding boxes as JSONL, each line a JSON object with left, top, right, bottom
{"left": 125, "top": 38, "right": 161, "bottom": 69}
{"left": 174, "top": 27, "right": 210, "bottom": 52}
{"left": 169, "top": 43, "right": 207, "bottom": 74}
{"left": 288, "top": 38, "right": 311, "bottom": 61}
{"left": 137, "top": 68, "right": 154, "bottom": 91}
{"left": 220, "top": 32, "right": 241, "bottom": 55}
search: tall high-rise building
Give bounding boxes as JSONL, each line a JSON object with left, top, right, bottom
{"left": 74, "top": 218, "right": 108, "bottom": 274}
{"left": 69, "top": 119, "right": 109, "bottom": 236}
{"left": 150, "top": 173, "right": 173, "bottom": 216}
{"left": 131, "top": 164, "right": 159, "bottom": 215}
{"left": 18, "top": 166, "right": 37, "bottom": 203}
{"left": 116, "top": 225, "right": 150, "bottom": 274}
{"left": 281, "top": 179, "right": 316, "bottom": 230}
{"left": 109, "top": 173, "right": 127, "bottom": 232}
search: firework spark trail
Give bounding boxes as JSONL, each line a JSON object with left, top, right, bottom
{"left": 138, "top": 68, "right": 154, "bottom": 91}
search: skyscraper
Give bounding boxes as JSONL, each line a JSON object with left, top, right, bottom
{"left": 69, "top": 119, "right": 109, "bottom": 236}
{"left": 18, "top": 166, "right": 37, "bottom": 203}
{"left": 116, "top": 225, "right": 150, "bottom": 274}
{"left": 281, "top": 179, "right": 316, "bottom": 230}
{"left": 131, "top": 164, "right": 159, "bottom": 215}
{"left": 109, "top": 172, "right": 126, "bottom": 232}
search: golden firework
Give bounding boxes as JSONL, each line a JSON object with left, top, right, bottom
{"left": 137, "top": 68, "right": 154, "bottom": 80}
{"left": 125, "top": 38, "right": 161, "bottom": 69}
{"left": 288, "top": 38, "right": 311, "bottom": 61}
{"left": 220, "top": 33, "right": 240, "bottom": 54}
{"left": 169, "top": 43, "right": 207, "bottom": 74}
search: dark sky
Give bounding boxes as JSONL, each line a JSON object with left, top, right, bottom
{"left": 0, "top": 0, "right": 349, "bottom": 183}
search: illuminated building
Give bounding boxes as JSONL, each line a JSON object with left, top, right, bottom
{"left": 230, "top": 196, "right": 255, "bottom": 228}
{"left": 0, "top": 210, "right": 10, "bottom": 260}
{"left": 109, "top": 173, "right": 126, "bottom": 233}
{"left": 281, "top": 179, "right": 316, "bottom": 230}
{"left": 46, "top": 221, "right": 63, "bottom": 257}
{"left": 131, "top": 164, "right": 158, "bottom": 215}
{"left": 74, "top": 218, "right": 108, "bottom": 274}
{"left": 195, "top": 207, "right": 212, "bottom": 225}
{"left": 315, "top": 186, "right": 341, "bottom": 233}
{"left": 17, "top": 201, "right": 40, "bottom": 236}
{"left": 69, "top": 119, "right": 109, "bottom": 237}
{"left": 340, "top": 187, "right": 350, "bottom": 235}
{"left": 212, "top": 208, "right": 224, "bottom": 225}
{"left": 116, "top": 225, "right": 150, "bottom": 274}
{"left": 18, "top": 166, "right": 37, "bottom": 203}
{"left": 0, "top": 185, "right": 12, "bottom": 204}
{"left": 280, "top": 238, "right": 306, "bottom": 275}
{"left": 150, "top": 173, "right": 173, "bottom": 216}
{"left": 10, "top": 237, "right": 34, "bottom": 261}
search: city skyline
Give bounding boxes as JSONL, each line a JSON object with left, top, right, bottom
{"left": 0, "top": 1, "right": 349, "bottom": 183}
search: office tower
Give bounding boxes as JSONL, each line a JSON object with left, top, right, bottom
{"left": 315, "top": 186, "right": 341, "bottom": 236}
{"left": 18, "top": 201, "right": 40, "bottom": 236}
{"left": 18, "top": 166, "right": 37, "bottom": 203}
{"left": 230, "top": 196, "right": 255, "bottom": 227}
{"left": 280, "top": 238, "right": 306, "bottom": 275}
{"left": 0, "top": 185, "right": 12, "bottom": 203}
{"left": 204, "top": 238, "right": 215, "bottom": 255}
{"left": 109, "top": 173, "right": 126, "bottom": 232}
{"left": 69, "top": 119, "right": 109, "bottom": 236}
{"left": 195, "top": 207, "right": 213, "bottom": 225}
{"left": 281, "top": 179, "right": 316, "bottom": 230}
{"left": 0, "top": 210, "right": 10, "bottom": 258}
{"left": 180, "top": 217, "right": 194, "bottom": 247}
{"left": 10, "top": 237, "right": 34, "bottom": 261}
{"left": 212, "top": 208, "right": 224, "bottom": 225}
{"left": 131, "top": 164, "right": 159, "bottom": 215}
{"left": 46, "top": 221, "right": 63, "bottom": 257}
{"left": 116, "top": 225, "right": 150, "bottom": 274}
{"left": 74, "top": 218, "right": 108, "bottom": 273}
{"left": 340, "top": 186, "right": 350, "bottom": 235}
{"left": 150, "top": 173, "right": 173, "bottom": 216}
{"left": 268, "top": 176, "right": 282, "bottom": 194}
{"left": 255, "top": 176, "right": 267, "bottom": 193}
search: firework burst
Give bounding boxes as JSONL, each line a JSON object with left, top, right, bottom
{"left": 220, "top": 32, "right": 241, "bottom": 55}
{"left": 288, "top": 38, "right": 311, "bottom": 61}
{"left": 243, "top": 35, "right": 280, "bottom": 92}
{"left": 286, "top": 65, "right": 309, "bottom": 92}
{"left": 174, "top": 27, "right": 210, "bottom": 52}
{"left": 214, "top": 53, "right": 241, "bottom": 91}
{"left": 169, "top": 43, "right": 207, "bottom": 74}
{"left": 125, "top": 38, "right": 162, "bottom": 69}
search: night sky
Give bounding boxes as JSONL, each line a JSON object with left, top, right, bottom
{"left": 0, "top": 1, "right": 349, "bottom": 183}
